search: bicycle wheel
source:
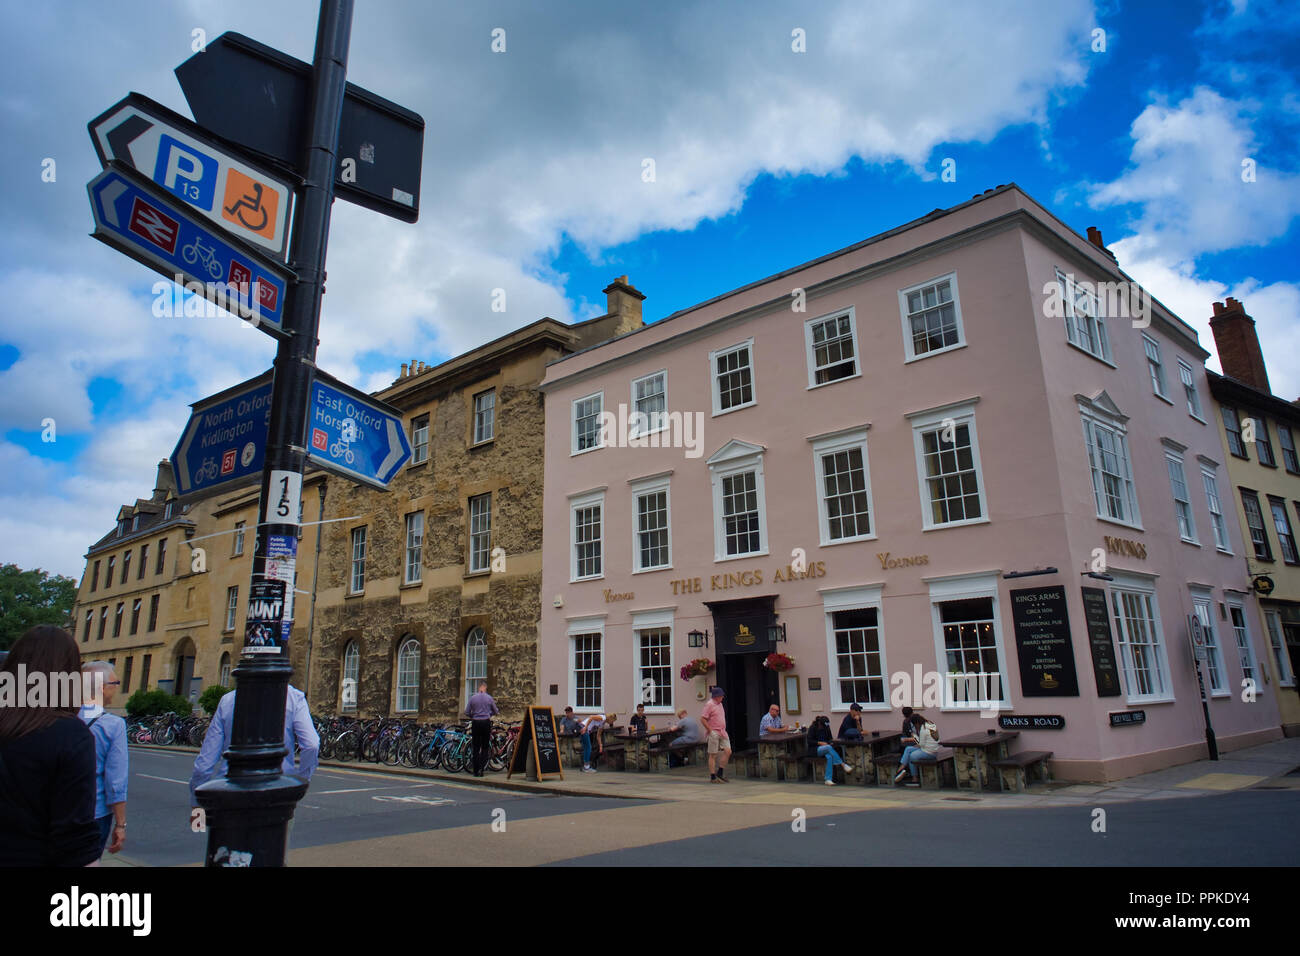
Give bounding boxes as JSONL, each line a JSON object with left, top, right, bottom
{"left": 443, "top": 742, "right": 469, "bottom": 774}
{"left": 334, "top": 731, "right": 358, "bottom": 762}
{"left": 156, "top": 723, "right": 176, "bottom": 746}
{"left": 417, "top": 739, "right": 441, "bottom": 770}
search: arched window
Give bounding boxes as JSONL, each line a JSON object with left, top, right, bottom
{"left": 464, "top": 627, "right": 487, "bottom": 707}
{"left": 342, "top": 641, "right": 359, "bottom": 711}
{"left": 396, "top": 638, "right": 420, "bottom": 713}
{"left": 218, "top": 653, "right": 231, "bottom": 688}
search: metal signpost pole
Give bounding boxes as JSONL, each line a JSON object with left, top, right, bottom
{"left": 195, "top": 0, "right": 353, "bottom": 867}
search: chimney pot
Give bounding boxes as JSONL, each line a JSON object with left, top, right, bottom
{"left": 602, "top": 275, "right": 646, "bottom": 336}
{"left": 401, "top": 363, "right": 409, "bottom": 377}
{"left": 1087, "top": 226, "right": 1104, "bottom": 249}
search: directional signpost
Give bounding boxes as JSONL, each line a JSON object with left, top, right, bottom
{"left": 87, "top": 0, "right": 424, "bottom": 867}
{"left": 308, "top": 373, "right": 410, "bottom": 488}
{"left": 171, "top": 371, "right": 273, "bottom": 497}
{"left": 90, "top": 92, "right": 295, "bottom": 259}
{"left": 87, "top": 163, "right": 290, "bottom": 332}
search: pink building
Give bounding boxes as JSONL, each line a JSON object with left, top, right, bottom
{"left": 538, "top": 185, "right": 1283, "bottom": 781}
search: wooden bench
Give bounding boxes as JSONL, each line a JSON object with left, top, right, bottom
{"left": 731, "top": 748, "right": 761, "bottom": 778}
{"left": 597, "top": 744, "right": 626, "bottom": 771}
{"left": 776, "top": 753, "right": 812, "bottom": 782}
{"left": 989, "top": 750, "right": 1053, "bottom": 793}
{"left": 648, "top": 741, "right": 707, "bottom": 772}
{"left": 875, "top": 748, "right": 957, "bottom": 788}
{"left": 874, "top": 752, "right": 904, "bottom": 786}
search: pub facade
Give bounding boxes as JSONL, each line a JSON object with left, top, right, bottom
{"left": 537, "top": 185, "right": 1283, "bottom": 781}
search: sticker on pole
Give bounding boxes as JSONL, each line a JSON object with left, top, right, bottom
{"left": 244, "top": 579, "right": 287, "bottom": 655}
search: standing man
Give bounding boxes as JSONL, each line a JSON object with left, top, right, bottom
{"left": 79, "top": 661, "right": 127, "bottom": 857}
{"left": 702, "top": 686, "right": 731, "bottom": 783}
{"left": 191, "top": 684, "right": 319, "bottom": 806}
{"left": 759, "top": 703, "right": 786, "bottom": 736}
{"left": 465, "top": 680, "right": 499, "bottom": 778}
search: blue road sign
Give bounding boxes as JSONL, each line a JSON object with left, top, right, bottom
{"left": 86, "top": 162, "right": 290, "bottom": 333}
{"left": 308, "top": 373, "right": 411, "bottom": 488}
{"left": 172, "top": 372, "right": 273, "bottom": 496}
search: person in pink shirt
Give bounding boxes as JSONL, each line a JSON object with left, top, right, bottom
{"left": 701, "top": 687, "right": 731, "bottom": 783}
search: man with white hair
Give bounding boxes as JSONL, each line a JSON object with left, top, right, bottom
{"left": 78, "top": 660, "right": 128, "bottom": 856}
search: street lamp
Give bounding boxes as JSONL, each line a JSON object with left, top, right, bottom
{"left": 688, "top": 628, "right": 709, "bottom": 648}
{"left": 767, "top": 622, "right": 787, "bottom": 643}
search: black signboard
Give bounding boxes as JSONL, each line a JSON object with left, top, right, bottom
{"left": 175, "top": 32, "right": 424, "bottom": 223}
{"left": 507, "top": 706, "right": 563, "bottom": 781}
{"left": 1081, "top": 587, "right": 1123, "bottom": 697}
{"left": 1009, "top": 586, "right": 1080, "bottom": 696}
{"left": 1110, "top": 709, "right": 1146, "bottom": 727}
{"left": 243, "top": 579, "right": 286, "bottom": 655}
{"left": 998, "top": 714, "right": 1066, "bottom": 730}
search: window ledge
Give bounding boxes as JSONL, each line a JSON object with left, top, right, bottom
{"left": 903, "top": 342, "right": 967, "bottom": 365}
{"left": 1189, "top": 414, "right": 1207, "bottom": 425}
{"left": 1153, "top": 392, "right": 1174, "bottom": 405}
{"left": 406, "top": 459, "right": 429, "bottom": 470}
{"left": 819, "top": 534, "right": 877, "bottom": 547}
{"left": 922, "top": 517, "right": 990, "bottom": 533}
{"left": 469, "top": 439, "right": 495, "bottom": 450}
{"left": 806, "top": 370, "right": 863, "bottom": 391}
{"left": 1095, "top": 516, "right": 1145, "bottom": 533}
{"left": 345, "top": 590, "right": 365, "bottom": 600}
{"left": 632, "top": 565, "right": 673, "bottom": 575}
{"left": 1180, "top": 538, "right": 1201, "bottom": 548}
{"left": 1124, "top": 697, "right": 1175, "bottom": 707}
{"left": 1065, "top": 340, "right": 1117, "bottom": 368}
{"left": 571, "top": 574, "right": 605, "bottom": 584}
{"left": 713, "top": 549, "right": 769, "bottom": 564}
{"left": 464, "top": 569, "right": 491, "bottom": 579}
{"left": 400, "top": 579, "right": 423, "bottom": 590}
{"left": 1216, "top": 547, "right": 1235, "bottom": 556}
{"left": 571, "top": 444, "right": 603, "bottom": 457}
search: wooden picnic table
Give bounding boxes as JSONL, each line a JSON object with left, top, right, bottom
{"left": 613, "top": 727, "right": 681, "bottom": 771}
{"left": 940, "top": 730, "right": 1020, "bottom": 790}
{"left": 756, "top": 729, "right": 809, "bottom": 779}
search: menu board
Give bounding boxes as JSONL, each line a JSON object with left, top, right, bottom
{"left": 507, "top": 706, "right": 563, "bottom": 781}
{"left": 1081, "top": 587, "right": 1122, "bottom": 697}
{"left": 1009, "top": 585, "right": 1080, "bottom": 697}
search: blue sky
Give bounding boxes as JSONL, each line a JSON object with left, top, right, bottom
{"left": 1, "top": 0, "right": 1298, "bottom": 577}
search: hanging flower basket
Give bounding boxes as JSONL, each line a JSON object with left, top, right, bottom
{"left": 763, "top": 652, "right": 796, "bottom": 672}
{"left": 679, "top": 658, "right": 714, "bottom": 681}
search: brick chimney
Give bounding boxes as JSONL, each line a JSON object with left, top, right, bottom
{"left": 1210, "top": 297, "right": 1271, "bottom": 393}
{"left": 603, "top": 275, "right": 645, "bottom": 336}
{"left": 1086, "top": 226, "right": 1104, "bottom": 249}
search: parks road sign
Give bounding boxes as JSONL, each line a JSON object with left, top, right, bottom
{"left": 89, "top": 92, "right": 295, "bottom": 259}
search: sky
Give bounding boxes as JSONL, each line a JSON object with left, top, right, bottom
{"left": 1, "top": 0, "right": 1298, "bottom": 579}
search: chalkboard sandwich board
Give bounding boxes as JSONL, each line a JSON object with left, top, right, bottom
{"left": 507, "top": 705, "right": 564, "bottom": 781}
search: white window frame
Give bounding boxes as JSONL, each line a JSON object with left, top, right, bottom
{"left": 396, "top": 638, "right": 420, "bottom": 713}
{"left": 1227, "top": 601, "right": 1260, "bottom": 689}
{"left": 630, "top": 473, "right": 672, "bottom": 573}
{"left": 1109, "top": 572, "right": 1172, "bottom": 704}
{"left": 1191, "top": 590, "right": 1226, "bottom": 696}
{"left": 630, "top": 370, "right": 668, "bottom": 437}
{"left": 631, "top": 608, "right": 674, "bottom": 714}
{"left": 1278, "top": 424, "right": 1300, "bottom": 474}
{"left": 219, "top": 653, "right": 231, "bottom": 688}
{"left": 899, "top": 272, "right": 965, "bottom": 363}
{"left": 572, "top": 391, "right": 604, "bottom": 455}
{"left": 350, "top": 526, "right": 367, "bottom": 594}
{"left": 709, "top": 339, "right": 756, "bottom": 416}
{"left": 1143, "top": 334, "right": 1170, "bottom": 400}
{"left": 568, "top": 616, "right": 606, "bottom": 711}
{"left": 473, "top": 389, "right": 495, "bottom": 445}
{"left": 804, "top": 307, "right": 860, "bottom": 387}
{"left": 822, "top": 584, "right": 889, "bottom": 711}
{"left": 908, "top": 399, "right": 988, "bottom": 531}
{"left": 1178, "top": 359, "right": 1204, "bottom": 420}
{"left": 706, "top": 441, "right": 768, "bottom": 561}
{"left": 811, "top": 427, "right": 875, "bottom": 545}
{"left": 1057, "top": 269, "right": 1112, "bottom": 363}
{"left": 1200, "top": 463, "right": 1232, "bottom": 553}
{"left": 468, "top": 493, "right": 492, "bottom": 573}
{"left": 464, "top": 627, "right": 488, "bottom": 709}
{"left": 225, "top": 586, "right": 238, "bottom": 632}
{"left": 570, "top": 489, "right": 605, "bottom": 582}
{"left": 233, "top": 521, "right": 245, "bottom": 557}
{"left": 341, "top": 641, "right": 359, "bottom": 711}
{"left": 404, "top": 511, "right": 424, "bottom": 584}
{"left": 410, "top": 414, "right": 430, "bottom": 464}
{"left": 1269, "top": 496, "right": 1299, "bottom": 565}
{"left": 1163, "top": 447, "right": 1198, "bottom": 544}
{"left": 927, "top": 572, "right": 1010, "bottom": 711}
{"left": 1079, "top": 396, "right": 1142, "bottom": 529}
{"left": 1264, "top": 610, "right": 1295, "bottom": 686}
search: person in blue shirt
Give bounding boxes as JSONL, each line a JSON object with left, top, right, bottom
{"left": 758, "top": 703, "right": 787, "bottom": 736}
{"left": 78, "top": 660, "right": 129, "bottom": 857}
{"left": 190, "top": 684, "right": 319, "bottom": 805}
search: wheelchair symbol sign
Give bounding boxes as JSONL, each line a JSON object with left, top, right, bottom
{"left": 222, "top": 168, "right": 280, "bottom": 241}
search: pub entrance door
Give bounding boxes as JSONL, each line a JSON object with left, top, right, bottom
{"left": 706, "top": 596, "right": 780, "bottom": 752}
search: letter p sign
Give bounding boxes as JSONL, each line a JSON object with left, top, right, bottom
{"left": 155, "top": 135, "right": 217, "bottom": 211}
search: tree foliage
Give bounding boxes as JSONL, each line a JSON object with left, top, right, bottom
{"left": 0, "top": 564, "right": 78, "bottom": 651}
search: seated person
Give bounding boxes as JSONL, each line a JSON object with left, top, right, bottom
{"left": 899, "top": 706, "right": 917, "bottom": 746}
{"left": 629, "top": 704, "right": 648, "bottom": 735}
{"left": 894, "top": 713, "right": 940, "bottom": 787}
{"left": 758, "top": 703, "right": 787, "bottom": 736}
{"left": 838, "top": 703, "right": 864, "bottom": 739}
{"left": 557, "top": 707, "right": 581, "bottom": 734}
{"left": 807, "top": 715, "right": 852, "bottom": 786}
{"left": 667, "top": 708, "right": 705, "bottom": 767}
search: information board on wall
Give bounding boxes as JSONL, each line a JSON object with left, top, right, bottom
{"left": 1081, "top": 587, "right": 1122, "bottom": 697}
{"left": 1009, "top": 585, "right": 1080, "bottom": 696}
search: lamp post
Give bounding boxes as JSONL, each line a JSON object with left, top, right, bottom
{"left": 688, "top": 629, "right": 710, "bottom": 649}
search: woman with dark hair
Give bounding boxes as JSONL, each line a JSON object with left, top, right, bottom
{"left": 0, "top": 626, "right": 102, "bottom": 866}
{"left": 807, "top": 714, "right": 852, "bottom": 786}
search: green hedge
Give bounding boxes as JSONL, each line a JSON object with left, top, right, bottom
{"left": 124, "top": 688, "right": 194, "bottom": 718}
{"left": 198, "top": 684, "right": 231, "bottom": 715}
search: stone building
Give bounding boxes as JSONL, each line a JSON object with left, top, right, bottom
{"left": 307, "top": 279, "right": 645, "bottom": 722}
{"left": 1205, "top": 297, "right": 1300, "bottom": 735}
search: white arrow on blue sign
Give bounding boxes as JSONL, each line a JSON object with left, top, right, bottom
{"left": 172, "top": 372, "right": 273, "bottom": 497}
{"left": 308, "top": 372, "right": 411, "bottom": 488}
{"left": 87, "top": 162, "right": 290, "bottom": 334}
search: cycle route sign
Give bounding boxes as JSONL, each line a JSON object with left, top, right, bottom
{"left": 307, "top": 371, "right": 411, "bottom": 489}
{"left": 89, "top": 92, "right": 295, "bottom": 260}
{"left": 86, "top": 162, "right": 290, "bottom": 334}
{"left": 172, "top": 371, "right": 273, "bottom": 497}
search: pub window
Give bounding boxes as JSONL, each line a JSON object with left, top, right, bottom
{"left": 396, "top": 638, "right": 420, "bottom": 713}
{"left": 900, "top": 275, "right": 964, "bottom": 362}
{"left": 1057, "top": 270, "right": 1111, "bottom": 363}
{"left": 572, "top": 392, "right": 604, "bottom": 454}
{"left": 831, "top": 607, "right": 886, "bottom": 707}
{"left": 1142, "top": 335, "right": 1168, "bottom": 399}
{"left": 1164, "top": 452, "right": 1197, "bottom": 544}
{"left": 1229, "top": 604, "right": 1258, "bottom": 686}
{"left": 630, "top": 371, "right": 667, "bottom": 436}
{"left": 1110, "top": 581, "right": 1171, "bottom": 703}
{"left": 636, "top": 628, "right": 673, "bottom": 710}
{"left": 1080, "top": 401, "right": 1140, "bottom": 527}
{"left": 709, "top": 340, "right": 755, "bottom": 415}
{"left": 1178, "top": 360, "right": 1203, "bottom": 418}
{"left": 632, "top": 478, "right": 671, "bottom": 573}
{"left": 911, "top": 403, "right": 986, "bottom": 530}
{"left": 570, "top": 491, "right": 604, "bottom": 581}
{"left": 805, "top": 310, "right": 858, "bottom": 385}
{"left": 813, "top": 429, "right": 873, "bottom": 544}
{"left": 571, "top": 632, "right": 603, "bottom": 710}
{"left": 1192, "top": 594, "right": 1225, "bottom": 694}
{"left": 1202, "top": 468, "right": 1230, "bottom": 553}
{"left": 936, "top": 597, "right": 1004, "bottom": 707}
